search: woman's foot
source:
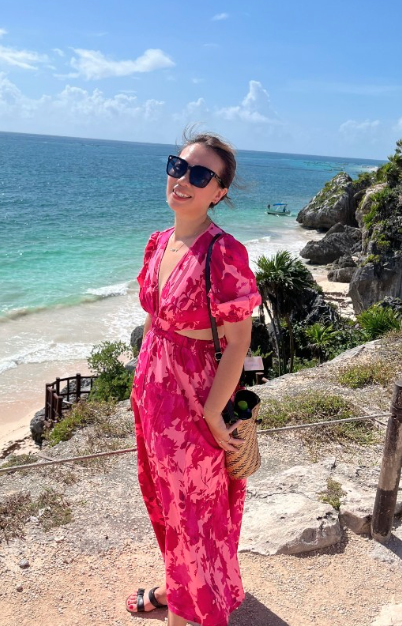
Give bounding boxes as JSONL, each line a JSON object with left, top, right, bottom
{"left": 126, "top": 585, "right": 167, "bottom": 613}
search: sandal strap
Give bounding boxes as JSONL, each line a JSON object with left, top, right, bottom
{"left": 136, "top": 588, "right": 145, "bottom": 612}
{"left": 149, "top": 587, "right": 167, "bottom": 609}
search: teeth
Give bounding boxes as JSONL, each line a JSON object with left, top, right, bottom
{"left": 175, "top": 189, "right": 191, "bottom": 198}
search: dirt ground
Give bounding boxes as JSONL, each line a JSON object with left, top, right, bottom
{"left": 1, "top": 529, "right": 402, "bottom": 626}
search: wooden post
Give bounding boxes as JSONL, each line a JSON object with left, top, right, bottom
{"left": 76, "top": 373, "right": 82, "bottom": 400}
{"left": 56, "top": 395, "right": 63, "bottom": 419}
{"left": 371, "top": 380, "right": 402, "bottom": 543}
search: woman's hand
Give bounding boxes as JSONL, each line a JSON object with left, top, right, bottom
{"left": 203, "top": 412, "right": 244, "bottom": 452}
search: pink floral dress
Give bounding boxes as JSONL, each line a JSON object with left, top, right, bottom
{"left": 131, "top": 221, "right": 261, "bottom": 626}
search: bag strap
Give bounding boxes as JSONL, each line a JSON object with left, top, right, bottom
{"left": 205, "top": 234, "right": 224, "bottom": 362}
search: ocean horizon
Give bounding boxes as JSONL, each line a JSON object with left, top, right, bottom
{"left": 0, "top": 131, "right": 383, "bottom": 428}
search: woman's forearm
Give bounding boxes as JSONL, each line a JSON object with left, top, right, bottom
{"left": 203, "top": 342, "right": 249, "bottom": 420}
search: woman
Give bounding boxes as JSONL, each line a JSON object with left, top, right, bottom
{"left": 127, "top": 131, "right": 261, "bottom": 626}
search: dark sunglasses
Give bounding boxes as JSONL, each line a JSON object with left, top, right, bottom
{"left": 166, "top": 155, "right": 225, "bottom": 189}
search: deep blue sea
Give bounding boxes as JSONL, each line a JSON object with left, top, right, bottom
{"left": 0, "top": 131, "right": 382, "bottom": 319}
{"left": 0, "top": 131, "right": 383, "bottom": 425}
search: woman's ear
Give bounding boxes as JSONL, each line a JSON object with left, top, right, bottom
{"left": 213, "top": 188, "right": 227, "bottom": 205}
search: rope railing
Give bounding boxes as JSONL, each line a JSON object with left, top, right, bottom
{"left": 0, "top": 412, "right": 389, "bottom": 476}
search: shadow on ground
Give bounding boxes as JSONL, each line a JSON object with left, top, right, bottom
{"left": 229, "top": 592, "right": 290, "bottom": 626}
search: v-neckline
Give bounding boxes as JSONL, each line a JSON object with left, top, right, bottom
{"left": 156, "top": 222, "right": 214, "bottom": 308}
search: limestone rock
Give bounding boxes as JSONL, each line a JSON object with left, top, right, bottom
{"left": 297, "top": 173, "right": 357, "bottom": 230}
{"left": 355, "top": 183, "right": 386, "bottom": 253}
{"left": 300, "top": 224, "right": 361, "bottom": 264}
{"left": 239, "top": 493, "right": 342, "bottom": 555}
{"left": 348, "top": 256, "right": 402, "bottom": 314}
{"left": 371, "top": 603, "right": 402, "bottom": 626}
{"left": 328, "top": 254, "right": 357, "bottom": 283}
{"left": 130, "top": 325, "right": 144, "bottom": 352}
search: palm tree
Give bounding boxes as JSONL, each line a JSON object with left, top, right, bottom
{"left": 305, "top": 323, "right": 339, "bottom": 363}
{"left": 255, "top": 250, "right": 317, "bottom": 373}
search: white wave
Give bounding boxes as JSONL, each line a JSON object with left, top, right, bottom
{"left": 86, "top": 282, "right": 130, "bottom": 298}
{"left": 0, "top": 341, "right": 93, "bottom": 374}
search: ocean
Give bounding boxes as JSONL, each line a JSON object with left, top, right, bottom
{"left": 0, "top": 131, "right": 382, "bottom": 432}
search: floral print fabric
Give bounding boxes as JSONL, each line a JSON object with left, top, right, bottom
{"left": 131, "top": 221, "right": 261, "bottom": 626}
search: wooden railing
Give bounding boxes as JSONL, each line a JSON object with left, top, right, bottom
{"left": 45, "top": 373, "right": 98, "bottom": 422}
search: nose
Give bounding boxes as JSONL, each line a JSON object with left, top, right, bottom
{"left": 177, "top": 167, "right": 191, "bottom": 184}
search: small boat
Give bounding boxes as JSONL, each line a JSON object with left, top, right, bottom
{"left": 266, "top": 203, "right": 291, "bottom": 216}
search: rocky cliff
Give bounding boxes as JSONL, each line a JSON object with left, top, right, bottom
{"left": 297, "top": 140, "right": 402, "bottom": 313}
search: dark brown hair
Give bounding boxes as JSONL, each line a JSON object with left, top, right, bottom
{"left": 180, "top": 127, "right": 237, "bottom": 208}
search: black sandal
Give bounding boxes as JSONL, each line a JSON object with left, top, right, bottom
{"left": 126, "top": 587, "right": 168, "bottom": 613}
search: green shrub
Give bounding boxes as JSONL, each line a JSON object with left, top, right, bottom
{"left": 47, "top": 400, "right": 116, "bottom": 446}
{"left": 88, "top": 341, "right": 134, "bottom": 401}
{"left": 357, "top": 305, "right": 402, "bottom": 340}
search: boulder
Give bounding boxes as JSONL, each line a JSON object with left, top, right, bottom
{"left": 348, "top": 257, "right": 402, "bottom": 314}
{"left": 300, "top": 224, "right": 361, "bottom": 264}
{"left": 130, "top": 325, "right": 144, "bottom": 352}
{"left": 327, "top": 255, "right": 357, "bottom": 283}
{"left": 297, "top": 172, "right": 357, "bottom": 230}
{"left": 239, "top": 493, "right": 342, "bottom": 556}
{"left": 30, "top": 407, "right": 47, "bottom": 446}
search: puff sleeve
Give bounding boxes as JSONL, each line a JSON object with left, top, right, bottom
{"left": 208, "top": 234, "right": 261, "bottom": 324}
{"left": 137, "top": 231, "right": 160, "bottom": 288}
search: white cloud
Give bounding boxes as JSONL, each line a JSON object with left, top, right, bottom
{"left": 212, "top": 13, "right": 228, "bottom": 21}
{"left": 68, "top": 48, "right": 175, "bottom": 80}
{"left": 173, "top": 97, "right": 209, "bottom": 122}
{"left": 217, "top": 80, "right": 281, "bottom": 124}
{"left": 0, "top": 44, "right": 49, "bottom": 70}
{"left": 339, "top": 119, "right": 380, "bottom": 138}
{"left": 0, "top": 74, "right": 164, "bottom": 127}
{"left": 192, "top": 78, "right": 204, "bottom": 84}
{"left": 0, "top": 28, "right": 7, "bottom": 39}
{"left": 53, "top": 48, "right": 65, "bottom": 57}
{"left": 394, "top": 117, "right": 402, "bottom": 132}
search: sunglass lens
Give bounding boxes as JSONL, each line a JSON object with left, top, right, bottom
{"left": 167, "top": 156, "right": 186, "bottom": 179}
{"left": 189, "top": 166, "right": 212, "bottom": 188}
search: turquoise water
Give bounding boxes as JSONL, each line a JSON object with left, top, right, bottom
{"left": 0, "top": 131, "right": 382, "bottom": 319}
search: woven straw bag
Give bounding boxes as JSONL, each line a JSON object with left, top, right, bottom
{"left": 224, "top": 389, "right": 261, "bottom": 479}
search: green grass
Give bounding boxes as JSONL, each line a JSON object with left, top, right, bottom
{"left": 319, "top": 478, "right": 346, "bottom": 510}
{"left": 0, "top": 488, "right": 72, "bottom": 543}
{"left": 0, "top": 454, "right": 39, "bottom": 469}
{"left": 338, "top": 359, "right": 395, "bottom": 389}
{"left": 259, "top": 390, "right": 377, "bottom": 446}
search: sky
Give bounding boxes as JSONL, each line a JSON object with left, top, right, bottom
{"left": 0, "top": 0, "right": 401, "bottom": 159}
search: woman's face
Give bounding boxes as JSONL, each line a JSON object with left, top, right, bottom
{"left": 166, "top": 142, "right": 227, "bottom": 219}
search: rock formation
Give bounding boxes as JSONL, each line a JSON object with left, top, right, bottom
{"left": 296, "top": 172, "right": 358, "bottom": 230}
{"left": 300, "top": 223, "right": 361, "bottom": 264}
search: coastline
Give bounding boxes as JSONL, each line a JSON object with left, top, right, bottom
{"left": 0, "top": 265, "right": 354, "bottom": 459}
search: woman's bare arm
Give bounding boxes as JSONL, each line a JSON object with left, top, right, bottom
{"left": 203, "top": 316, "right": 252, "bottom": 450}
{"left": 142, "top": 313, "right": 152, "bottom": 340}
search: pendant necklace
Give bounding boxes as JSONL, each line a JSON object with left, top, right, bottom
{"left": 169, "top": 239, "right": 186, "bottom": 253}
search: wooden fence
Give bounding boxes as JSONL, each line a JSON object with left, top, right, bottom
{"left": 45, "top": 373, "right": 98, "bottom": 422}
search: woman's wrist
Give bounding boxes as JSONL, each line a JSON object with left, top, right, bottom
{"left": 203, "top": 407, "right": 222, "bottom": 423}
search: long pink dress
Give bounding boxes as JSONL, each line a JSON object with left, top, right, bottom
{"left": 131, "top": 221, "right": 261, "bottom": 626}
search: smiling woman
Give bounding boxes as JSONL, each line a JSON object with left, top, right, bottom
{"left": 127, "top": 129, "right": 261, "bottom": 626}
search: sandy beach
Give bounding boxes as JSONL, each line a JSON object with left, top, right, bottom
{"left": 0, "top": 267, "right": 354, "bottom": 458}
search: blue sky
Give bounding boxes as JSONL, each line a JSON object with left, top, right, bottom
{"left": 0, "top": 0, "right": 401, "bottom": 159}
